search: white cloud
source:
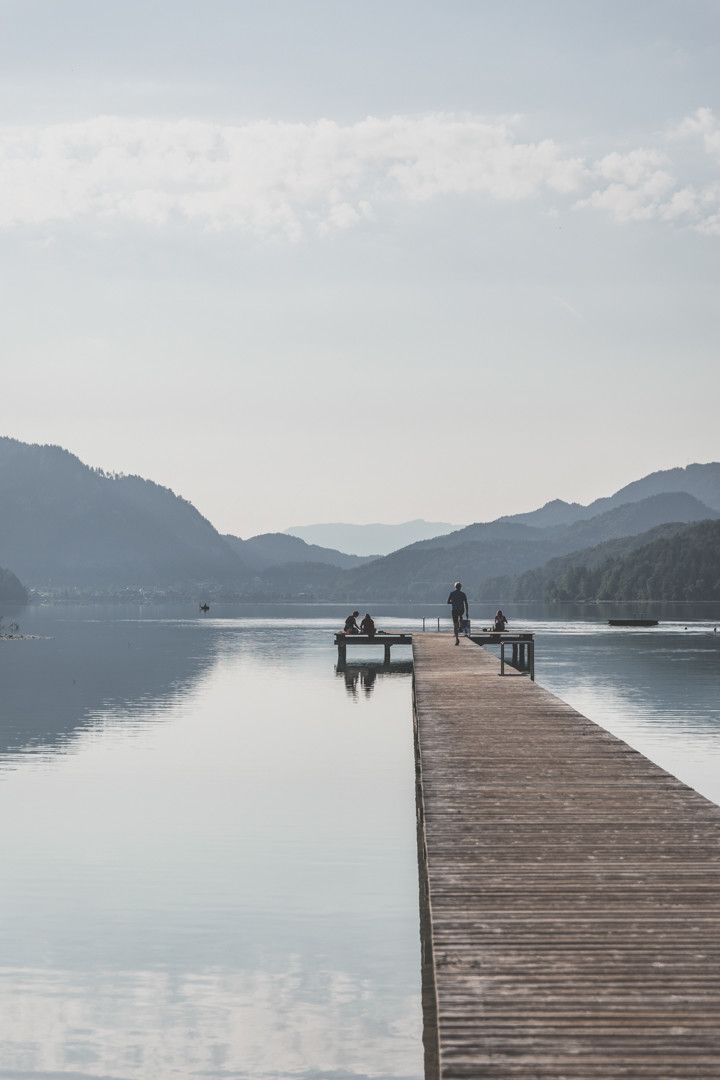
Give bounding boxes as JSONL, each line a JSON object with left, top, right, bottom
{"left": 577, "top": 110, "right": 720, "bottom": 234}
{"left": 0, "top": 110, "right": 718, "bottom": 238}
{"left": 0, "top": 113, "right": 586, "bottom": 238}
{"left": 578, "top": 149, "right": 676, "bottom": 223}
{"left": 595, "top": 148, "right": 669, "bottom": 187}
{"left": 669, "top": 106, "right": 720, "bottom": 160}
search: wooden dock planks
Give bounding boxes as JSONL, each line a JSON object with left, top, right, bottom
{"left": 412, "top": 635, "right": 720, "bottom": 1078}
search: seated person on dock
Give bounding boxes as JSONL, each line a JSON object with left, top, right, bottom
{"left": 359, "top": 613, "right": 376, "bottom": 637}
{"left": 447, "top": 581, "right": 469, "bottom": 646}
{"left": 493, "top": 609, "right": 508, "bottom": 632}
{"left": 343, "top": 610, "right": 361, "bottom": 635}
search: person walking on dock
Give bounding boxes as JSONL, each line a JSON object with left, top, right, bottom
{"left": 447, "top": 582, "right": 469, "bottom": 645}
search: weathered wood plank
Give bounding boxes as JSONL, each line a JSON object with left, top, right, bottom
{"left": 412, "top": 635, "right": 720, "bottom": 1078}
{"left": 333, "top": 633, "right": 413, "bottom": 645}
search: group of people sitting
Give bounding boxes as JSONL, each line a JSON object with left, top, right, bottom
{"left": 342, "top": 610, "right": 378, "bottom": 637}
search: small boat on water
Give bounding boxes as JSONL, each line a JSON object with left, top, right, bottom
{"left": 608, "top": 618, "right": 658, "bottom": 627}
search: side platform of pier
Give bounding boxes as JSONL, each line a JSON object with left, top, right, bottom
{"left": 413, "top": 634, "right": 720, "bottom": 1078}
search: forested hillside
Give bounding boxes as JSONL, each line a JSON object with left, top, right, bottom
{"left": 0, "top": 438, "right": 248, "bottom": 587}
{"left": 571, "top": 520, "right": 720, "bottom": 601}
{"left": 479, "top": 524, "right": 689, "bottom": 602}
{"left": 502, "top": 520, "right": 720, "bottom": 602}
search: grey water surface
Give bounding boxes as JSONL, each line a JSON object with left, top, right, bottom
{"left": 0, "top": 605, "right": 421, "bottom": 1080}
{"left": 1, "top": 601, "right": 720, "bottom": 1079}
{"left": 506, "top": 602, "right": 720, "bottom": 806}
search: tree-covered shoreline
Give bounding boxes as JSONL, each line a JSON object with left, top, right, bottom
{"left": 499, "top": 520, "right": 720, "bottom": 603}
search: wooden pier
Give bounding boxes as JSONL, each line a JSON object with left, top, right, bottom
{"left": 413, "top": 634, "right": 720, "bottom": 1078}
{"left": 334, "top": 629, "right": 533, "bottom": 673}
{"left": 334, "top": 632, "right": 412, "bottom": 665}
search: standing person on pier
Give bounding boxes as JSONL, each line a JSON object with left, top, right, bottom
{"left": 447, "top": 581, "right": 469, "bottom": 646}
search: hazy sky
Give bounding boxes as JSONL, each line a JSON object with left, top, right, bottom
{"left": 1, "top": 0, "right": 719, "bottom": 536}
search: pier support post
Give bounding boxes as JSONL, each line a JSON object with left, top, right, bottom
{"left": 384, "top": 642, "right": 392, "bottom": 664}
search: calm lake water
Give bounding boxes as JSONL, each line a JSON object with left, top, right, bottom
{"left": 1, "top": 601, "right": 719, "bottom": 1079}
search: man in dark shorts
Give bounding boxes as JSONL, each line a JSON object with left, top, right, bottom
{"left": 344, "top": 610, "right": 361, "bottom": 634}
{"left": 447, "top": 581, "right": 469, "bottom": 645}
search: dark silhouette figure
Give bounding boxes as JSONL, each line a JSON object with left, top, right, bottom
{"left": 360, "top": 613, "right": 376, "bottom": 637}
{"left": 447, "top": 582, "right": 469, "bottom": 645}
{"left": 494, "top": 609, "right": 508, "bottom": 632}
{"left": 344, "top": 610, "right": 361, "bottom": 634}
{"left": 199, "top": 603, "right": 210, "bottom": 613}
{"left": 361, "top": 668, "right": 377, "bottom": 696}
{"left": 344, "top": 668, "right": 359, "bottom": 698}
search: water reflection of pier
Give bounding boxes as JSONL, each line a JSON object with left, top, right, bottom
{"left": 335, "top": 659, "right": 413, "bottom": 699}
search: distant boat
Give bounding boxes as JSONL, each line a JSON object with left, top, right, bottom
{"left": 608, "top": 618, "right": 658, "bottom": 627}
{"left": 199, "top": 603, "right": 210, "bottom": 613}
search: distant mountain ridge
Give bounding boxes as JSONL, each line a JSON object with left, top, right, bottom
{"left": 498, "top": 498, "right": 586, "bottom": 528}
{"left": 225, "top": 532, "right": 373, "bottom": 571}
{"left": 0, "top": 438, "right": 248, "bottom": 587}
{"left": 284, "top": 519, "right": 462, "bottom": 556}
{"left": 500, "top": 462, "right": 720, "bottom": 529}
{"left": 336, "top": 491, "right": 719, "bottom": 600}
{"left": 1, "top": 434, "right": 718, "bottom": 601}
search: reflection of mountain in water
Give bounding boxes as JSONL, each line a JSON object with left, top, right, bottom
{"left": 0, "top": 617, "right": 219, "bottom": 759}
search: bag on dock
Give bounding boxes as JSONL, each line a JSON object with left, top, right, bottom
{"left": 461, "top": 618, "right": 471, "bottom": 636}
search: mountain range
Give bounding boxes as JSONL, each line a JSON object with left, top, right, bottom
{"left": 0, "top": 437, "right": 364, "bottom": 590}
{"left": 224, "top": 532, "right": 371, "bottom": 571}
{"left": 333, "top": 491, "right": 720, "bottom": 601}
{"left": 284, "top": 519, "right": 460, "bottom": 556}
{"left": 1, "top": 435, "right": 719, "bottom": 602}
